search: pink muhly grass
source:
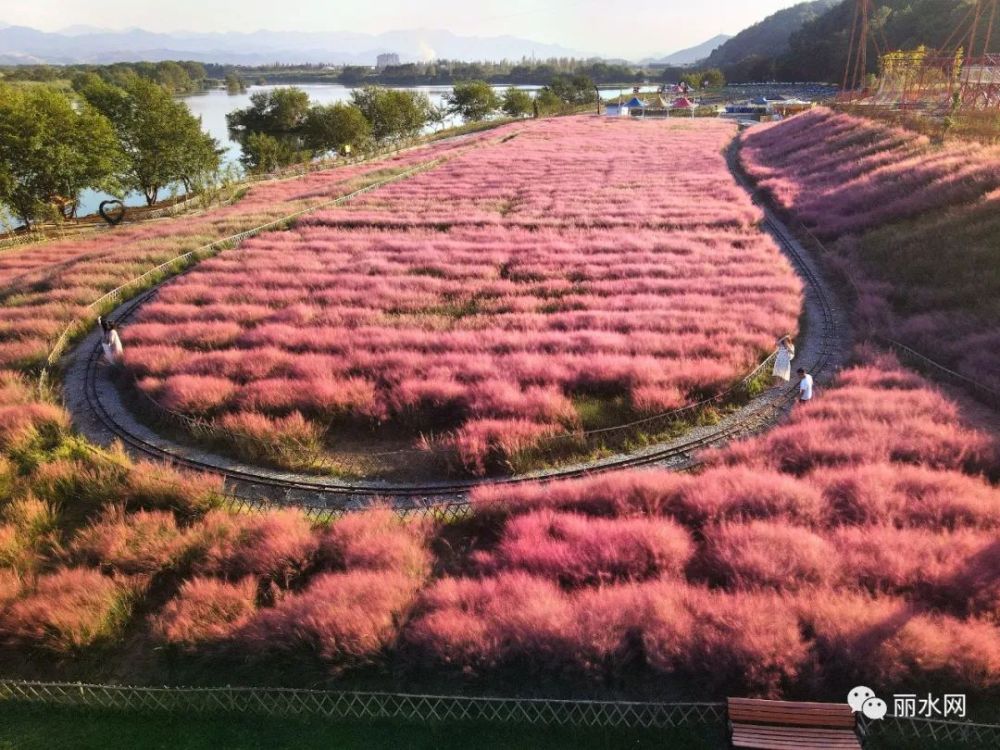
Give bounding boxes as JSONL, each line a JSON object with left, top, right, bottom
{"left": 695, "top": 521, "right": 838, "bottom": 590}
{"left": 123, "top": 461, "right": 223, "bottom": 517}
{"left": 189, "top": 509, "right": 319, "bottom": 584}
{"left": 317, "top": 507, "right": 432, "bottom": 579}
{"left": 829, "top": 525, "right": 998, "bottom": 613}
{"left": 69, "top": 507, "right": 188, "bottom": 575}
{"left": 446, "top": 419, "right": 561, "bottom": 476}
{"left": 151, "top": 576, "right": 258, "bottom": 650}
{"left": 404, "top": 572, "right": 576, "bottom": 673}
{"left": 814, "top": 463, "right": 1000, "bottom": 529}
{"left": 156, "top": 374, "right": 237, "bottom": 414}
{"left": 475, "top": 510, "right": 693, "bottom": 586}
{"left": 1, "top": 568, "right": 140, "bottom": 652}
{"left": 0, "top": 401, "right": 70, "bottom": 451}
{"left": 470, "top": 470, "right": 693, "bottom": 520}
{"left": 674, "top": 466, "right": 823, "bottom": 527}
{"left": 643, "top": 583, "right": 806, "bottom": 697}
{"left": 238, "top": 570, "right": 420, "bottom": 667}
{"left": 217, "top": 411, "right": 322, "bottom": 448}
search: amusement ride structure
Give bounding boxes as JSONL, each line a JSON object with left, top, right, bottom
{"left": 841, "top": 0, "right": 1000, "bottom": 111}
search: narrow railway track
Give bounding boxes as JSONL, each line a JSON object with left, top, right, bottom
{"left": 67, "top": 138, "right": 850, "bottom": 511}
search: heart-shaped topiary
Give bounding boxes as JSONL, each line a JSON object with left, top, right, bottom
{"left": 98, "top": 199, "right": 126, "bottom": 226}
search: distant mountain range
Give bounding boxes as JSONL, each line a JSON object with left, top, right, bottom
{"left": 0, "top": 26, "right": 593, "bottom": 66}
{"left": 643, "top": 34, "right": 732, "bottom": 66}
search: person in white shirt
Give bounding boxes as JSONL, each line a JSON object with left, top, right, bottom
{"left": 797, "top": 368, "right": 813, "bottom": 402}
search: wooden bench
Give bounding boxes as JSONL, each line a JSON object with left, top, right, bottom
{"left": 728, "top": 697, "right": 863, "bottom": 749}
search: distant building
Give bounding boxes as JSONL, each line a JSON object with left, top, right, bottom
{"left": 376, "top": 53, "right": 400, "bottom": 70}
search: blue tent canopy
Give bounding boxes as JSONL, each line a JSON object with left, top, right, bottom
{"left": 625, "top": 96, "right": 646, "bottom": 108}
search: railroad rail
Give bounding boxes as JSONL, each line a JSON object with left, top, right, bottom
{"left": 63, "top": 133, "right": 850, "bottom": 510}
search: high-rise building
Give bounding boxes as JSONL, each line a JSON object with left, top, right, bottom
{"left": 376, "top": 53, "right": 401, "bottom": 70}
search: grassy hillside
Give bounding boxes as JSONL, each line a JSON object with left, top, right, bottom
{"left": 704, "top": 0, "right": 838, "bottom": 81}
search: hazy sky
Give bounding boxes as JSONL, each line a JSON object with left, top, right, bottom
{"left": 5, "top": 1, "right": 803, "bottom": 58}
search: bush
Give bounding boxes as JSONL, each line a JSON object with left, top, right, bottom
{"left": 475, "top": 510, "right": 693, "bottom": 586}
{"left": 239, "top": 571, "right": 419, "bottom": 668}
{"left": 830, "top": 525, "right": 998, "bottom": 615}
{"left": 317, "top": 507, "right": 431, "bottom": 579}
{"left": 815, "top": 463, "right": 1000, "bottom": 529}
{"left": 697, "top": 521, "right": 838, "bottom": 590}
{"left": 0, "top": 495, "right": 59, "bottom": 571}
{"left": 674, "top": 467, "right": 823, "bottom": 526}
{"left": 470, "top": 471, "right": 692, "bottom": 521}
{"left": 189, "top": 509, "right": 319, "bottom": 585}
{"left": 404, "top": 573, "right": 576, "bottom": 674}
{"left": 123, "top": 461, "right": 224, "bottom": 517}
{"left": 29, "top": 450, "right": 131, "bottom": 519}
{"left": 151, "top": 576, "right": 257, "bottom": 649}
{"left": 1, "top": 568, "right": 139, "bottom": 652}
{"left": 69, "top": 507, "right": 188, "bottom": 575}
{"left": 643, "top": 585, "right": 806, "bottom": 697}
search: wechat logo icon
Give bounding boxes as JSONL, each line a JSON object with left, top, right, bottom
{"left": 848, "top": 686, "right": 887, "bottom": 720}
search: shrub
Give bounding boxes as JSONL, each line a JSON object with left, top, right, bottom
{"left": 122, "top": 461, "right": 224, "bottom": 517}
{"left": 470, "top": 470, "right": 692, "bottom": 520}
{"left": 189, "top": 509, "right": 319, "bottom": 584}
{"left": 151, "top": 576, "right": 257, "bottom": 649}
{"left": 830, "top": 525, "right": 998, "bottom": 615}
{"left": 239, "top": 571, "right": 419, "bottom": 668}
{"left": 1, "top": 568, "right": 139, "bottom": 652}
{"left": 674, "top": 467, "right": 823, "bottom": 527}
{"left": 404, "top": 573, "right": 576, "bottom": 673}
{"left": 643, "top": 584, "right": 806, "bottom": 697}
{"left": 697, "top": 521, "right": 838, "bottom": 590}
{"left": 0, "top": 495, "right": 59, "bottom": 572}
{"left": 69, "top": 507, "right": 188, "bottom": 575}
{"left": 317, "top": 507, "right": 431, "bottom": 579}
{"left": 28, "top": 450, "right": 131, "bottom": 518}
{"left": 475, "top": 510, "right": 693, "bottom": 586}
{"left": 815, "top": 463, "right": 1000, "bottom": 529}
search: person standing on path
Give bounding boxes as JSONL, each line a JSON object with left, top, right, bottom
{"left": 797, "top": 368, "right": 814, "bottom": 403}
{"left": 772, "top": 335, "right": 795, "bottom": 385}
{"left": 97, "top": 316, "right": 124, "bottom": 365}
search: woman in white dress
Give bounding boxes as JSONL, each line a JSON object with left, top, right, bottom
{"left": 772, "top": 335, "right": 795, "bottom": 384}
{"left": 97, "top": 316, "right": 124, "bottom": 365}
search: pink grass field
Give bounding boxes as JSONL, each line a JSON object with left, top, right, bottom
{"left": 1, "top": 349, "right": 998, "bottom": 697}
{"left": 123, "top": 117, "right": 801, "bottom": 473}
{"left": 739, "top": 107, "right": 1000, "bottom": 239}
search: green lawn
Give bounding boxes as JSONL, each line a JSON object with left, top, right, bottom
{"left": 0, "top": 702, "right": 727, "bottom": 750}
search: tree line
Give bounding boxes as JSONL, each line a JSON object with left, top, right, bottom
{"left": 0, "top": 70, "right": 605, "bottom": 226}
{"left": 0, "top": 76, "right": 220, "bottom": 227}
{"left": 226, "top": 76, "right": 598, "bottom": 173}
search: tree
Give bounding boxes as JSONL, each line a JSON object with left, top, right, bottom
{"left": 350, "top": 86, "right": 431, "bottom": 143}
{"left": 534, "top": 87, "right": 564, "bottom": 115}
{"left": 239, "top": 132, "right": 305, "bottom": 174}
{"left": 548, "top": 74, "right": 597, "bottom": 104}
{"left": 445, "top": 80, "right": 499, "bottom": 121}
{"left": 227, "top": 87, "right": 311, "bottom": 136}
{"left": 500, "top": 87, "right": 534, "bottom": 118}
{"left": 701, "top": 68, "right": 726, "bottom": 88}
{"left": 303, "top": 103, "right": 372, "bottom": 155}
{"left": 225, "top": 73, "right": 246, "bottom": 95}
{"left": 0, "top": 84, "right": 121, "bottom": 226}
{"left": 81, "top": 76, "right": 220, "bottom": 205}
